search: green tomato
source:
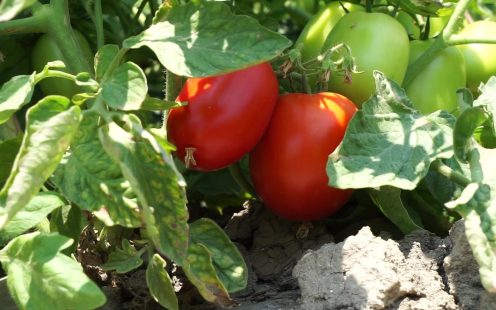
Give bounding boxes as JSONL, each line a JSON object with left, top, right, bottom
{"left": 405, "top": 40, "right": 465, "bottom": 115}
{"left": 31, "top": 31, "right": 93, "bottom": 98}
{"left": 295, "top": 1, "right": 364, "bottom": 63}
{"left": 456, "top": 21, "right": 496, "bottom": 94}
{"left": 322, "top": 11, "right": 410, "bottom": 106}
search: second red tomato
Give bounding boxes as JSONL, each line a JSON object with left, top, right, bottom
{"left": 167, "top": 63, "right": 279, "bottom": 171}
{"left": 249, "top": 92, "right": 357, "bottom": 221}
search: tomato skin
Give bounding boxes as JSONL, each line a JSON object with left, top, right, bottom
{"left": 456, "top": 21, "right": 496, "bottom": 93}
{"left": 322, "top": 12, "right": 410, "bottom": 106}
{"left": 167, "top": 63, "right": 279, "bottom": 172}
{"left": 405, "top": 40, "right": 465, "bottom": 115}
{"left": 295, "top": 1, "right": 364, "bottom": 63}
{"left": 31, "top": 31, "right": 93, "bottom": 97}
{"left": 249, "top": 92, "right": 356, "bottom": 221}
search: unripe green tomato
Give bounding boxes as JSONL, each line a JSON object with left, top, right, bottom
{"left": 31, "top": 31, "right": 93, "bottom": 98}
{"left": 295, "top": 1, "right": 364, "bottom": 63}
{"left": 456, "top": 21, "right": 496, "bottom": 93}
{"left": 406, "top": 40, "right": 465, "bottom": 115}
{"left": 322, "top": 11, "right": 410, "bottom": 106}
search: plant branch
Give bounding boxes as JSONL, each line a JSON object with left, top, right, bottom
{"left": 94, "top": 0, "right": 104, "bottom": 49}
{"left": 430, "top": 159, "right": 471, "bottom": 188}
{"left": 0, "top": 13, "right": 48, "bottom": 35}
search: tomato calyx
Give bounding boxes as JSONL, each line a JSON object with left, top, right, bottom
{"left": 184, "top": 147, "right": 197, "bottom": 168}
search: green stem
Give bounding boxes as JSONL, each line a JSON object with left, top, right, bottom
{"left": 469, "top": 148, "right": 483, "bottom": 183}
{"left": 94, "top": 0, "right": 104, "bottom": 49}
{"left": 46, "top": 0, "right": 93, "bottom": 75}
{"left": 430, "top": 159, "right": 471, "bottom": 188}
{"left": 402, "top": 0, "right": 471, "bottom": 88}
{"left": 134, "top": 0, "right": 148, "bottom": 23}
{"left": 448, "top": 36, "right": 496, "bottom": 46}
{"left": 0, "top": 12, "right": 49, "bottom": 35}
{"left": 229, "top": 162, "right": 258, "bottom": 198}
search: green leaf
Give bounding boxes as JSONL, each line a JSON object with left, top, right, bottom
{"left": 327, "top": 71, "right": 455, "bottom": 191}
{"left": 473, "top": 77, "right": 496, "bottom": 148}
{"left": 445, "top": 182, "right": 496, "bottom": 292}
{"left": 94, "top": 44, "right": 120, "bottom": 82}
{"left": 183, "top": 243, "right": 235, "bottom": 307}
{"left": 0, "top": 96, "right": 81, "bottom": 229}
{"left": 146, "top": 254, "right": 179, "bottom": 310}
{"left": 190, "top": 218, "right": 247, "bottom": 292}
{"left": 52, "top": 112, "right": 141, "bottom": 228}
{"left": 101, "top": 240, "right": 144, "bottom": 273}
{"left": 395, "top": 0, "right": 453, "bottom": 17}
{"left": 141, "top": 96, "right": 183, "bottom": 111}
{"left": 0, "top": 192, "right": 65, "bottom": 242}
{"left": 99, "top": 120, "right": 189, "bottom": 265}
{"left": 100, "top": 62, "right": 148, "bottom": 111}
{"left": 0, "top": 136, "right": 22, "bottom": 188}
{"left": 0, "top": 232, "right": 106, "bottom": 310}
{"left": 0, "top": 74, "right": 35, "bottom": 125}
{"left": 454, "top": 107, "right": 491, "bottom": 163}
{"left": 0, "top": 0, "right": 36, "bottom": 22}
{"left": 123, "top": 2, "right": 291, "bottom": 77}
{"left": 368, "top": 187, "right": 424, "bottom": 234}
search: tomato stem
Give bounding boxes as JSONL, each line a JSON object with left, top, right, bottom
{"left": 403, "top": 0, "right": 472, "bottom": 88}
{"left": 228, "top": 162, "right": 258, "bottom": 198}
{"left": 0, "top": 11, "right": 49, "bottom": 34}
{"left": 94, "top": 0, "right": 105, "bottom": 49}
{"left": 430, "top": 159, "right": 471, "bottom": 188}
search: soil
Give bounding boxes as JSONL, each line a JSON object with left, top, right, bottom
{"left": 91, "top": 201, "right": 496, "bottom": 310}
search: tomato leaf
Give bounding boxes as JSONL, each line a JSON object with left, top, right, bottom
{"left": 472, "top": 77, "right": 496, "bottom": 148}
{"left": 190, "top": 218, "right": 247, "bottom": 293}
{"left": 0, "top": 74, "right": 35, "bottom": 125}
{"left": 94, "top": 44, "right": 120, "bottom": 82}
{"left": 183, "top": 243, "right": 235, "bottom": 307}
{"left": 445, "top": 182, "right": 496, "bottom": 292}
{"left": 0, "top": 192, "right": 65, "bottom": 243}
{"left": 0, "top": 232, "right": 106, "bottom": 310}
{"left": 368, "top": 187, "right": 424, "bottom": 234}
{"left": 393, "top": 0, "right": 453, "bottom": 17}
{"left": 52, "top": 112, "right": 141, "bottom": 228}
{"left": 146, "top": 254, "right": 179, "bottom": 310}
{"left": 0, "top": 0, "right": 36, "bottom": 22}
{"left": 0, "top": 96, "right": 81, "bottom": 229}
{"left": 327, "top": 71, "right": 455, "bottom": 190}
{"left": 49, "top": 204, "right": 87, "bottom": 255}
{"left": 99, "top": 62, "right": 148, "bottom": 111}
{"left": 140, "top": 97, "right": 183, "bottom": 111}
{"left": 123, "top": 2, "right": 291, "bottom": 77}
{"left": 99, "top": 120, "right": 189, "bottom": 265}
{"left": 101, "top": 240, "right": 145, "bottom": 274}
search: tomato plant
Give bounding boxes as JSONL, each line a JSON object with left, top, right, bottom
{"left": 405, "top": 40, "right": 466, "bottom": 115}
{"left": 31, "top": 31, "right": 93, "bottom": 97}
{"left": 456, "top": 20, "right": 496, "bottom": 93}
{"left": 167, "top": 62, "right": 279, "bottom": 171}
{"left": 322, "top": 11, "right": 410, "bottom": 106}
{"left": 249, "top": 92, "right": 357, "bottom": 221}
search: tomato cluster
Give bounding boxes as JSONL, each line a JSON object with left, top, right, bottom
{"left": 167, "top": 2, "right": 496, "bottom": 222}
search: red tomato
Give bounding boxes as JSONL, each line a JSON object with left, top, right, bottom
{"left": 249, "top": 92, "right": 356, "bottom": 221}
{"left": 167, "top": 63, "right": 279, "bottom": 171}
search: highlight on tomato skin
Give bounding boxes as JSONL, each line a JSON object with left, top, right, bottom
{"left": 166, "top": 62, "right": 279, "bottom": 172}
{"left": 249, "top": 92, "right": 357, "bottom": 221}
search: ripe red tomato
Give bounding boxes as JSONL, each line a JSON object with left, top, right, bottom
{"left": 167, "top": 63, "right": 279, "bottom": 171}
{"left": 249, "top": 92, "right": 357, "bottom": 221}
